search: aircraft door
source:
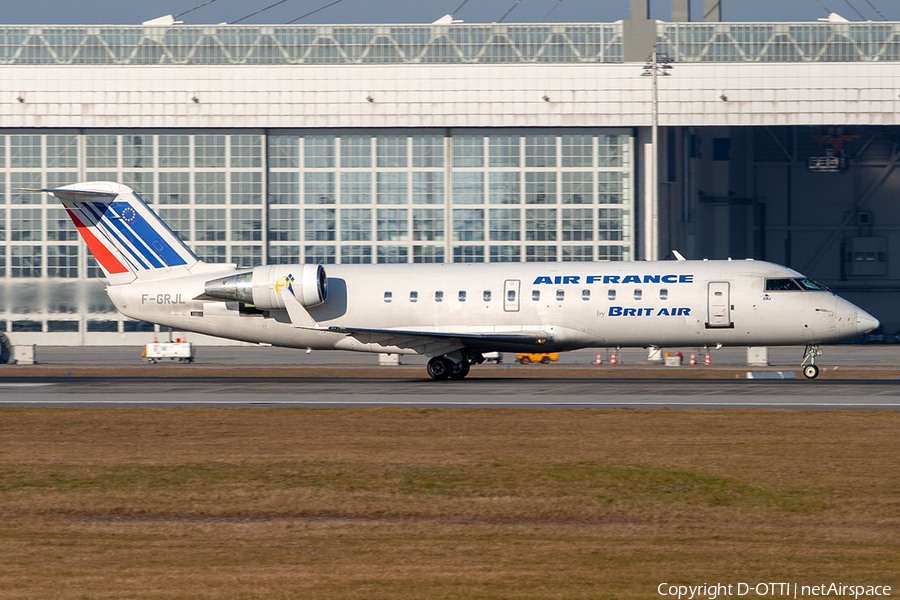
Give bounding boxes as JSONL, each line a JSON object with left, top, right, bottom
{"left": 504, "top": 279, "right": 520, "bottom": 312}
{"left": 706, "top": 282, "right": 732, "bottom": 328}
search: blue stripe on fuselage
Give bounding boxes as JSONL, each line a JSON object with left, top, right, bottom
{"left": 109, "top": 202, "right": 187, "bottom": 267}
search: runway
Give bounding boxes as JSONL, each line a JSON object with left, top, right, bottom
{"left": 2, "top": 377, "right": 900, "bottom": 409}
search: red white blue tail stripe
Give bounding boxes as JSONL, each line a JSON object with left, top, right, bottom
{"left": 26, "top": 182, "right": 198, "bottom": 282}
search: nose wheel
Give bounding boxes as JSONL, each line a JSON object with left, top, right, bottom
{"left": 801, "top": 344, "right": 822, "bottom": 379}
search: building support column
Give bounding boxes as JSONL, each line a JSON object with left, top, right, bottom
{"left": 703, "top": 0, "right": 721, "bottom": 21}
{"left": 637, "top": 126, "right": 658, "bottom": 261}
{"left": 672, "top": 0, "right": 691, "bottom": 22}
{"left": 623, "top": 0, "right": 656, "bottom": 62}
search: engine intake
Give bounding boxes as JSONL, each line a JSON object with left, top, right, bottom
{"left": 204, "top": 264, "right": 327, "bottom": 310}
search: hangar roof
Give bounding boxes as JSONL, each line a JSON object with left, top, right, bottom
{"left": 1, "top": 21, "right": 898, "bottom": 65}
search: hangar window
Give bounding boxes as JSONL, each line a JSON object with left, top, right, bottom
{"left": 532, "top": 290, "right": 540, "bottom": 301}
{"left": 383, "top": 291, "right": 392, "bottom": 303}
{"left": 634, "top": 289, "right": 642, "bottom": 300}
{"left": 556, "top": 289, "right": 565, "bottom": 301}
{"left": 435, "top": 290, "right": 443, "bottom": 302}
{"left": 458, "top": 290, "right": 467, "bottom": 302}
{"left": 608, "top": 289, "right": 616, "bottom": 300}
{"left": 483, "top": 290, "right": 491, "bottom": 302}
{"left": 409, "top": 291, "right": 418, "bottom": 303}
{"left": 582, "top": 289, "right": 590, "bottom": 301}
{"left": 660, "top": 289, "right": 668, "bottom": 300}
{"left": 713, "top": 138, "right": 731, "bottom": 161}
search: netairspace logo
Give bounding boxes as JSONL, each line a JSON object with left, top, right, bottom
{"left": 657, "top": 582, "right": 892, "bottom": 599}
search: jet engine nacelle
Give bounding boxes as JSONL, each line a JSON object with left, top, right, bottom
{"left": 204, "top": 264, "right": 327, "bottom": 310}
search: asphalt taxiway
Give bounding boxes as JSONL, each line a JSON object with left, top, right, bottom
{"left": 2, "top": 377, "right": 900, "bottom": 409}
{"left": 2, "top": 345, "right": 898, "bottom": 409}
{"left": 25, "top": 344, "right": 900, "bottom": 367}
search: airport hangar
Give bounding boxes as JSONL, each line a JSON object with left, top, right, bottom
{"left": 1, "top": 3, "right": 899, "bottom": 346}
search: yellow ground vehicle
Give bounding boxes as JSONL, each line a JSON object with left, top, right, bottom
{"left": 516, "top": 352, "right": 558, "bottom": 365}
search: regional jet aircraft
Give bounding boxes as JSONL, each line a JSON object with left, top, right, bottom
{"left": 31, "top": 182, "right": 879, "bottom": 380}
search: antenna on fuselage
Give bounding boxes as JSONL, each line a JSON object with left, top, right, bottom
{"left": 672, "top": 250, "right": 686, "bottom": 261}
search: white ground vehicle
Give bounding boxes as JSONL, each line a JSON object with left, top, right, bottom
{"left": 143, "top": 339, "right": 194, "bottom": 364}
{"left": 482, "top": 352, "right": 503, "bottom": 364}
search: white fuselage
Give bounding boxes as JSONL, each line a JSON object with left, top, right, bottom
{"left": 108, "top": 259, "right": 873, "bottom": 355}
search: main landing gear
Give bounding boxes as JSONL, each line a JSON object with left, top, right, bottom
{"left": 427, "top": 352, "right": 477, "bottom": 381}
{"left": 801, "top": 344, "right": 822, "bottom": 379}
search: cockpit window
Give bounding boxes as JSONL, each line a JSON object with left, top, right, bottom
{"left": 765, "top": 278, "right": 829, "bottom": 292}
{"left": 765, "top": 278, "right": 802, "bottom": 291}
{"left": 796, "top": 278, "right": 828, "bottom": 291}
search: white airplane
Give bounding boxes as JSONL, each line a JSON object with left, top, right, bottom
{"left": 32, "top": 182, "right": 879, "bottom": 380}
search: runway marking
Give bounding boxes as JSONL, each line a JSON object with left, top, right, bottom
{"left": 0, "top": 383, "right": 54, "bottom": 388}
{"left": 2, "top": 400, "right": 900, "bottom": 408}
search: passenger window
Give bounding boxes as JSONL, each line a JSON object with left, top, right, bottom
{"left": 634, "top": 289, "right": 642, "bottom": 300}
{"left": 532, "top": 290, "right": 540, "bottom": 301}
{"left": 458, "top": 290, "right": 466, "bottom": 302}
{"left": 483, "top": 290, "right": 491, "bottom": 302}
{"left": 608, "top": 289, "right": 616, "bottom": 300}
{"left": 409, "top": 291, "right": 418, "bottom": 302}
{"left": 556, "top": 289, "right": 565, "bottom": 301}
{"left": 384, "top": 291, "right": 392, "bottom": 303}
{"left": 582, "top": 289, "right": 590, "bottom": 301}
{"left": 660, "top": 288, "right": 668, "bottom": 300}
{"left": 435, "top": 290, "right": 443, "bottom": 302}
{"left": 508, "top": 289, "right": 516, "bottom": 302}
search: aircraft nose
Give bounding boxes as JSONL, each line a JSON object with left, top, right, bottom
{"left": 856, "top": 308, "right": 880, "bottom": 335}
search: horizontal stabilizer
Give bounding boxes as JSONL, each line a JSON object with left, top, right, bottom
{"left": 22, "top": 187, "right": 118, "bottom": 198}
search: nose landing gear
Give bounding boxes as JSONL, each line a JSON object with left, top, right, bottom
{"left": 801, "top": 344, "right": 822, "bottom": 379}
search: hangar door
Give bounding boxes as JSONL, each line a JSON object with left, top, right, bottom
{"left": 706, "top": 282, "right": 732, "bottom": 328}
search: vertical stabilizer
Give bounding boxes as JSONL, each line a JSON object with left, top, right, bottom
{"left": 31, "top": 182, "right": 200, "bottom": 285}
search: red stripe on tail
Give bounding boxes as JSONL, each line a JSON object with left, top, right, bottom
{"left": 65, "top": 208, "right": 129, "bottom": 274}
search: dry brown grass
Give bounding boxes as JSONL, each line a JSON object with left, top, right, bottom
{"left": 1, "top": 408, "right": 898, "bottom": 599}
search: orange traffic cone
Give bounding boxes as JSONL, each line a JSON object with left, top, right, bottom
{"left": 689, "top": 352, "right": 696, "bottom": 366}
{"left": 610, "top": 350, "right": 617, "bottom": 365}
{"left": 595, "top": 353, "right": 603, "bottom": 365}
{"left": 704, "top": 351, "right": 711, "bottom": 366}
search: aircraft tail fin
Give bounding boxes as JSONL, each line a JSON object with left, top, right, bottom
{"left": 28, "top": 182, "right": 202, "bottom": 285}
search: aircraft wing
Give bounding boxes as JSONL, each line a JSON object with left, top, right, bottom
{"left": 324, "top": 326, "right": 549, "bottom": 356}
{"left": 278, "top": 285, "right": 550, "bottom": 355}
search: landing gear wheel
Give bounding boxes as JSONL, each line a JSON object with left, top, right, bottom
{"left": 520, "top": 356, "right": 530, "bottom": 365}
{"left": 800, "top": 344, "right": 822, "bottom": 380}
{"left": 427, "top": 357, "right": 452, "bottom": 381}
{"left": 448, "top": 360, "right": 471, "bottom": 380}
